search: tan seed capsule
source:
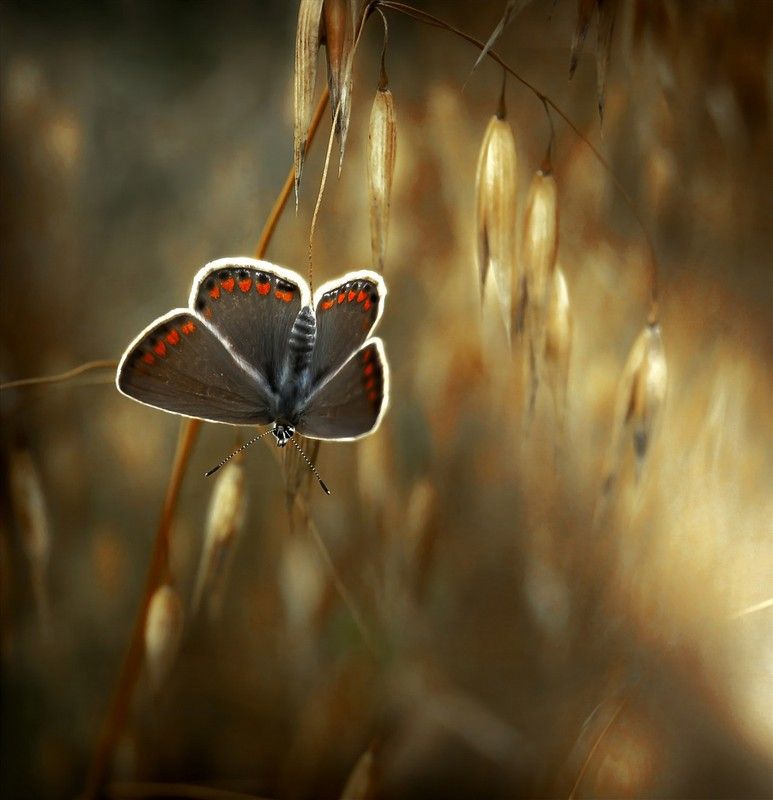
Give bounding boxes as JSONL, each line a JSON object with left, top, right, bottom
{"left": 144, "top": 583, "right": 183, "bottom": 693}
{"left": 543, "top": 267, "right": 572, "bottom": 427}
{"left": 520, "top": 169, "right": 558, "bottom": 337}
{"left": 322, "top": 0, "right": 355, "bottom": 172}
{"left": 9, "top": 448, "right": 50, "bottom": 629}
{"left": 368, "top": 86, "right": 397, "bottom": 272}
{"left": 607, "top": 322, "right": 668, "bottom": 486}
{"left": 475, "top": 111, "right": 518, "bottom": 337}
{"left": 294, "top": 0, "right": 325, "bottom": 203}
{"left": 192, "top": 460, "right": 247, "bottom": 617}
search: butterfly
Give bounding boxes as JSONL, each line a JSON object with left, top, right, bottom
{"left": 116, "top": 257, "right": 389, "bottom": 488}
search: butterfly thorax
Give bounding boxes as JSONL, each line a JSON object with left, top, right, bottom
{"left": 272, "top": 423, "right": 295, "bottom": 447}
{"left": 272, "top": 305, "right": 317, "bottom": 432}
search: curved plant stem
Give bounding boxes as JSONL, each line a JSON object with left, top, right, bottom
{"left": 0, "top": 359, "right": 117, "bottom": 391}
{"left": 83, "top": 86, "right": 333, "bottom": 800}
{"left": 379, "top": 0, "right": 659, "bottom": 320}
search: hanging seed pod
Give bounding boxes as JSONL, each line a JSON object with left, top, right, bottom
{"left": 192, "top": 460, "right": 247, "bottom": 618}
{"left": 606, "top": 322, "right": 668, "bottom": 489}
{"left": 144, "top": 583, "right": 183, "bottom": 694}
{"left": 475, "top": 99, "right": 518, "bottom": 336}
{"left": 294, "top": 0, "right": 325, "bottom": 203}
{"left": 367, "top": 75, "right": 397, "bottom": 272}
{"left": 322, "top": 0, "right": 355, "bottom": 172}
{"left": 340, "top": 741, "right": 377, "bottom": 799}
{"left": 9, "top": 447, "right": 51, "bottom": 630}
{"left": 543, "top": 267, "right": 572, "bottom": 427}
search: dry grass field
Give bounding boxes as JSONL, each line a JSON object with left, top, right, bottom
{"left": 1, "top": 1, "right": 771, "bottom": 798}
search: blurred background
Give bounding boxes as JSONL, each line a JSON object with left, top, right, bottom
{"left": 1, "top": 1, "right": 771, "bottom": 798}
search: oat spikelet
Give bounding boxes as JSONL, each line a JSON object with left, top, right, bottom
{"left": 294, "top": 0, "right": 325, "bottom": 204}
{"left": 520, "top": 169, "right": 559, "bottom": 407}
{"left": 475, "top": 106, "right": 518, "bottom": 336}
{"left": 543, "top": 267, "right": 572, "bottom": 430}
{"left": 9, "top": 448, "right": 51, "bottom": 630}
{"left": 604, "top": 322, "right": 668, "bottom": 490}
{"left": 340, "top": 741, "right": 377, "bottom": 799}
{"left": 144, "top": 583, "right": 183, "bottom": 694}
{"left": 192, "top": 460, "right": 247, "bottom": 618}
{"left": 368, "top": 80, "right": 397, "bottom": 272}
{"left": 322, "top": 0, "right": 355, "bottom": 173}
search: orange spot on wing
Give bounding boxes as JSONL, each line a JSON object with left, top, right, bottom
{"left": 142, "top": 352, "right": 155, "bottom": 365}
{"left": 209, "top": 283, "right": 220, "bottom": 300}
{"left": 181, "top": 321, "right": 196, "bottom": 335}
{"left": 166, "top": 329, "right": 180, "bottom": 345}
{"left": 363, "top": 349, "right": 373, "bottom": 362}
{"left": 348, "top": 290, "right": 356, "bottom": 302}
{"left": 322, "top": 299, "right": 334, "bottom": 310}
{"left": 363, "top": 299, "right": 372, "bottom": 311}
{"left": 257, "top": 281, "right": 271, "bottom": 295}
{"left": 337, "top": 293, "right": 345, "bottom": 304}
{"left": 275, "top": 289, "right": 293, "bottom": 303}
{"left": 238, "top": 278, "right": 252, "bottom": 292}
{"left": 204, "top": 307, "right": 213, "bottom": 319}
{"left": 365, "top": 377, "right": 376, "bottom": 391}
{"left": 367, "top": 390, "right": 378, "bottom": 403}
{"left": 364, "top": 363, "right": 374, "bottom": 376}
{"left": 154, "top": 340, "right": 167, "bottom": 357}
{"left": 357, "top": 290, "right": 367, "bottom": 303}
{"left": 221, "top": 276, "right": 235, "bottom": 293}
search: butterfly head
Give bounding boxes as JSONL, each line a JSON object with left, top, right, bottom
{"left": 272, "top": 423, "right": 295, "bottom": 448}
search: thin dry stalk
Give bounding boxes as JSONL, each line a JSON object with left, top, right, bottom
{"left": 294, "top": 0, "right": 325, "bottom": 204}
{"left": 339, "top": 741, "right": 378, "bottom": 799}
{"left": 144, "top": 583, "right": 183, "bottom": 694}
{"left": 0, "top": 358, "right": 117, "bottom": 391}
{"left": 475, "top": 99, "right": 518, "bottom": 338}
{"left": 367, "top": 82, "right": 397, "bottom": 272}
{"left": 9, "top": 447, "right": 51, "bottom": 632}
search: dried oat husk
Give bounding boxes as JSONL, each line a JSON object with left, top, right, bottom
{"left": 604, "top": 322, "right": 668, "bottom": 491}
{"left": 520, "top": 168, "right": 558, "bottom": 408}
{"left": 322, "top": 0, "right": 355, "bottom": 172}
{"left": 9, "top": 447, "right": 50, "bottom": 631}
{"left": 543, "top": 267, "right": 572, "bottom": 431}
{"left": 367, "top": 75, "right": 397, "bottom": 272}
{"left": 475, "top": 100, "right": 518, "bottom": 338}
{"left": 340, "top": 741, "right": 378, "bottom": 799}
{"left": 144, "top": 583, "right": 183, "bottom": 694}
{"left": 294, "top": 0, "right": 325, "bottom": 203}
{"left": 192, "top": 459, "right": 247, "bottom": 618}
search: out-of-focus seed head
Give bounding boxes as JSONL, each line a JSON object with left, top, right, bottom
{"left": 475, "top": 112, "right": 518, "bottom": 338}
{"left": 610, "top": 322, "right": 668, "bottom": 481}
{"left": 340, "top": 742, "right": 377, "bottom": 799}
{"left": 192, "top": 460, "right": 247, "bottom": 617}
{"left": 520, "top": 169, "right": 559, "bottom": 332}
{"left": 322, "top": 0, "right": 355, "bottom": 172}
{"left": 543, "top": 267, "right": 572, "bottom": 425}
{"left": 9, "top": 447, "right": 51, "bottom": 629}
{"left": 368, "top": 86, "right": 397, "bottom": 272}
{"left": 294, "top": 0, "right": 325, "bottom": 203}
{"left": 144, "top": 583, "right": 183, "bottom": 694}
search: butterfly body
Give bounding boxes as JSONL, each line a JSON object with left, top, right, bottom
{"left": 117, "top": 258, "right": 389, "bottom": 443}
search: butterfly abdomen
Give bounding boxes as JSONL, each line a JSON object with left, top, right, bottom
{"left": 288, "top": 306, "right": 316, "bottom": 375}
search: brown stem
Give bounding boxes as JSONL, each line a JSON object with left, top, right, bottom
{"left": 84, "top": 81, "right": 334, "bottom": 800}
{"left": 0, "top": 359, "right": 118, "bottom": 391}
{"left": 379, "top": 0, "right": 659, "bottom": 319}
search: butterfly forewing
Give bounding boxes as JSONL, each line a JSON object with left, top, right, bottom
{"left": 297, "top": 339, "right": 388, "bottom": 440}
{"left": 191, "top": 258, "right": 310, "bottom": 391}
{"left": 117, "top": 310, "right": 273, "bottom": 425}
{"left": 310, "top": 270, "right": 385, "bottom": 385}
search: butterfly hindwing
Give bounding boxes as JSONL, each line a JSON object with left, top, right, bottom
{"left": 116, "top": 310, "right": 274, "bottom": 425}
{"left": 191, "top": 258, "right": 311, "bottom": 391}
{"left": 297, "top": 339, "right": 388, "bottom": 440}
{"left": 310, "top": 270, "right": 385, "bottom": 385}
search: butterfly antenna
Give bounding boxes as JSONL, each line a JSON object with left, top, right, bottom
{"left": 291, "top": 437, "right": 331, "bottom": 495}
{"left": 205, "top": 428, "right": 273, "bottom": 477}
